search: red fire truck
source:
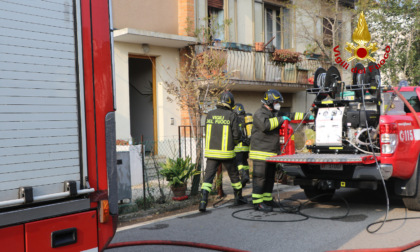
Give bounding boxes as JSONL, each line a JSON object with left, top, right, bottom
{"left": 0, "top": 1, "right": 117, "bottom": 251}
{"left": 270, "top": 65, "right": 420, "bottom": 211}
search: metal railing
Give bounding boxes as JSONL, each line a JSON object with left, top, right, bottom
{"left": 178, "top": 125, "right": 205, "bottom": 160}
{"left": 194, "top": 44, "right": 329, "bottom": 84}
{"left": 226, "top": 49, "right": 329, "bottom": 84}
{"left": 178, "top": 125, "right": 205, "bottom": 196}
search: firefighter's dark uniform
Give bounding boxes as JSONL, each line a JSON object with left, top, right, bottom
{"left": 234, "top": 113, "right": 250, "bottom": 187}
{"left": 199, "top": 101, "right": 247, "bottom": 212}
{"left": 249, "top": 105, "right": 286, "bottom": 209}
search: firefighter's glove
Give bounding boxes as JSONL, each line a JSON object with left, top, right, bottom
{"left": 281, "top": 116, "right": 291, "bottom": 122}
{"left": 240, "top": 135, "right": 250, "bottom": 146}
{"left": 308, "top": 115, "right": 314, "bottom": 120}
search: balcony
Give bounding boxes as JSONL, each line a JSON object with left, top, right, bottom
{"left": 193, "top": 44, "right": 329, "bottom": 92}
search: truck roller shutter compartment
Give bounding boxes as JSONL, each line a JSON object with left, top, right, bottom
{"left": 0, "top": 0, "right": 88, "bottom": 207}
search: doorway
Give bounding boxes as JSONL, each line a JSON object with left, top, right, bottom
{"left": 128, "top": 56, "right": 156, "bottom": 152}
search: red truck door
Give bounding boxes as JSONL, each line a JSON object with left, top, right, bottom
{"left": 25, "top": 211, "right": 98, "bottom": 252}
{"left": 0, "top": 225, "right": 24, "bottom": 252}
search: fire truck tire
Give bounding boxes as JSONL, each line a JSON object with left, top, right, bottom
{"left": 303, "top": 187, "right": 336, "bottom": 202}
{"left": 402, "top": 191, "right": 420, "bottom": 211}
{"left": 402, "top": 158, "right": 420, "bottom": 211}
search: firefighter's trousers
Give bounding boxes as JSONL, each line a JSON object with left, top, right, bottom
{"left": 201, "top": 158, "right": 242, "bottom": 192}
{"left": 235, "top": 151, "right": 249, "bottom": 172}
{"left": 252, "top": 160, "right": 276, "bottom": 204}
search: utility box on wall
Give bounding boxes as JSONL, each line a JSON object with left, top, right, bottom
{"left": 129, "top": 145, "right": 144, "bottom": 186}
{"left": 116, "top": 151, "right": 132, "bottom": 202}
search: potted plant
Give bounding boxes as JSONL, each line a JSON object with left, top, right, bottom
{"left": 222, "top": 42, "right": 239, "bottom": 50}
{"left": 196, "top": 49, "right": 227, "bottom": 79}
{"left": 159, "top": 157, "right": 201, "bottom": 198}
{"left": 116, "top": 139, "right": 129, "bottom": 145}
{"left": 213, "top": 38, "right": 222, "bottom": 47}
{"left": 255, "top": 42, "right": 264, "bottom": 52}
{"left": 272, "top": 49, "right": 301, "bottom": 65}
{"left": 238, "top": 43, "right": 252, "bottom": 52}
{"left": 303, "top": 44, "right": 321, "bottom": 59}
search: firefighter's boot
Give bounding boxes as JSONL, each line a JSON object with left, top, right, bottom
{"left": 199, "top": 190, "right": 209, "bottom": 212}
{"left": 234, "top": 189, "right": 248, "bottom": 206}
{"left": 241, "top": 169, "right": 250, "bottom": 188}
{"left": 254, "top": 202, "right": 273, "bottom": 212}
{"left": 266, "top": 200, "right": 281, "bottom": 208}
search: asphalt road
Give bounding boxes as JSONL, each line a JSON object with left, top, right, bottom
{"left": 107, "top": 186, "right": 420, "bottom": 252}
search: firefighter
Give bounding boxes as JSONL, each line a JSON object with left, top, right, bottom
{"left": 249, "top": 89, "right": 291, "bottom": 212}
{"left": 232, "top": 103, "right": 251, "bottom": 188}
{"left": 199, "top": 91, "right": 247, "bottom": 212}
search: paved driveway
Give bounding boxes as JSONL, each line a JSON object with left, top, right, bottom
{"left": 108, "top": 185, "right": 420, "bottom": 252}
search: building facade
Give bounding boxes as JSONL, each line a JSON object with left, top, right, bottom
{"left": 112, "top": 0, "right": 354, "bottom": 144}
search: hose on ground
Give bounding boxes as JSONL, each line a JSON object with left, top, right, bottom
{"left": 106, "top": 240, "right": 249, "bottom": 252}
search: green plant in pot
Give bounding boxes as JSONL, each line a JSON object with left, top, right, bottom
{"left": 272, "top": 49, "right": 301, "bottom": 65}
{"left": 303, "top": 43, "right": 322, "bottom": 59}
{"left": 159, "top": 157, "right": 201, "bottom": 197}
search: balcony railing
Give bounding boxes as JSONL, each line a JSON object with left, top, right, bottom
{"left": 226, "top": 49, "right": 329, "bottom": 84}
{"left": 193, "top": 44, "right": 330, "bottom": 86}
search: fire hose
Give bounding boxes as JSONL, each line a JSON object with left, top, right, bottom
{"left": 107, "top": 240, "right": 249, "bottom": 252}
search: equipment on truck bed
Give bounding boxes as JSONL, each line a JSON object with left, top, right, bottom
{"left": 305, "top": 65, "right": 384, "bottom": 154}
{"left": 269, "top": 62, "right": 420, "bottom": 211}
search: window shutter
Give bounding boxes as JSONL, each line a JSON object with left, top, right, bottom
{"left": 208, "top": 0, "right": 223, "bottom": 9}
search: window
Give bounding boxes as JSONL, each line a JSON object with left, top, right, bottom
{"left": 265, "top": 6, "right": 292, "bottom": 49}
{"left": 208, "top": 1, "right": 224, "bottom": 41}
{"left": 402, "top": 92, "right": 420, "bottom": 113}
{"left": 323, "top": 18, "right": 343, "bottom": 47}
{"left": 208, "top": 0, "right": 223, "bottom": 9}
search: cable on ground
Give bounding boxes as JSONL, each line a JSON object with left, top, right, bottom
{"left": 299, "top": 193, "right": 350, "bottom": 220}
{"left": 230, "top": 193, "right": 350, "bottom": 223}
{"left": 360, "top": 83, "right": 389, "bottom": 233}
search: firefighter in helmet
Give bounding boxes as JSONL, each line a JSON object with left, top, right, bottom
{"left": 232, "top": 103, "right": 251, "bottom": 187}
{"left": 249, "top": 89, "right": 290, "bottom": 212}
{"left": 199, "top": 91, "right": 247, "bottom": 212}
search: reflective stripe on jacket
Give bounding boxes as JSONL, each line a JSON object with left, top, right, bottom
{"left": 234, "top": 142, "right": 249, "bottom": 152}
{"left": 204, "top": 105, "right": 240, "bottom": 159}
{"left": 234, "top": 114, "right": 250, "bottom": 152}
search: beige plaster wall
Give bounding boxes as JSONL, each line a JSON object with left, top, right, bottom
{"left": 294, "top": 0, "right": 354, "bottom": 83}
{"left": 292, "top": 91, "right": 316, "bottom": 113}
{"left": 232, "top": 91, "right": 294, "bottom": 115}
{"left": 114, "top": 41, "right": 181, "bottom": 141}
{"left": 112, "top": 0, "right": 179, "bottom": 34}
{"left": 237, "top": 0, "right": 254, "bottom": 45}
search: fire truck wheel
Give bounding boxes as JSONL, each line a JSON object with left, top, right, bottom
{"left": 303, "top": 187, "right": 336, "bottom": 202}
{"left": 402, "top": 190, "right": 420, "bottom": 211}
{"left": 402, "top": 158, "right": 420, "bottom": 211}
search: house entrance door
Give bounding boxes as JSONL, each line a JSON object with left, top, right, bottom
{"left": 128, "top": 57, "right": 156, "bottom": 153}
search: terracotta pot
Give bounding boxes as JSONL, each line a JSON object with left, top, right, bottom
{"left": 171, "top": 185, "right": 187, "bottom": 197}
{"left": 255, "top": 42, "right": 264, "bottom": 52}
